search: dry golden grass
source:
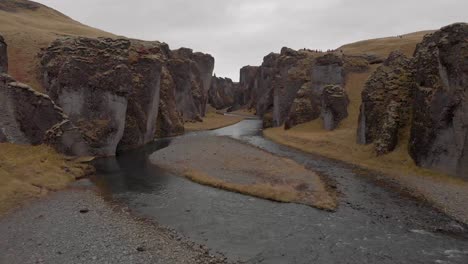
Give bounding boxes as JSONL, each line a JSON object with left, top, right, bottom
{"left": 340, "top": 30, "right": 433, "bottom": 58}
{"left": 0, "top": 143, "right": 93, "bottom": 215}
{"left": 0, "top": 1, "right": 115, "bottom": 90}
{"left": 184, "top": 106, "right": 244, "bottom": 131}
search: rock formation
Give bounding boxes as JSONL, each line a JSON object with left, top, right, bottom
{"left": 357, "top": 51, "right": 415, "bottom": 155}
{"left": 41, "top": 37, "right": 134, "bottom": 156}
{"left": 0, "top": 74, "right": 88, "bottom": 155}
{"left": 321, "top": 85, "right": 349, "bottom": 131}
{"left": 285, "top": 53, "right": 348, "bottom": 130}
{"left": 0, "top": 35, "right": 7, "bottom": 73}
{"left": 239, "top": 65, "right": 258, "bottom": 107}
{"left": 250, "top": 53, "right": 279, "bottom": 117}
{"left": 208, "top": 76, "right": 239, "bottom": 110}
{"left": 168, "top": 48, "right": 214, "bottom": 122}
{"left": 409, "top": 23, "right": 468, "bottom": 177}
{"left": 155, "top": 67, "right": 185, "bottom": 138}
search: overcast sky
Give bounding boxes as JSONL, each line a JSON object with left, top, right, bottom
{"left": 35, "top": 0, "right": 467, "bottom": 80}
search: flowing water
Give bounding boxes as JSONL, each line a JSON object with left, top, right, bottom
{"left": 92, "top": 120, "right": 468, "bottom": 264}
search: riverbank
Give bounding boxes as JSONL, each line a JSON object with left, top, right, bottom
{"left": 184, "top": 111, "right": 243, "bottom": 132}
{"left": 263, "top": 126, "right": 468, "bottom": 224}
{"left": 0, "top": 143, "right": 93, "bottom": 215}
{"left": 0, "top": 186, "right": 228, "bottom": 264}
{"left": 150, "top": 135, "right": 337, "bottom": 210}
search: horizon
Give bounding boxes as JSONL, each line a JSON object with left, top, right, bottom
{"left": 35, "top": 0, "right": 468, "bottom": 80}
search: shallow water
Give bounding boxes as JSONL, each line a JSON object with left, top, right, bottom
{"left": 92, "top": 120, "right": 468, "bottom": 264}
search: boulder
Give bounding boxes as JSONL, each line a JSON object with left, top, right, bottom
{"left": 0, "top": 74, "right": 88, "bottom": 155}
{"left": 409, "top": 23, "right": 468, "bottom": 177}
{"left": 41, "top": 37, "right": 134, "bottom": 156}
{"left": 321, "top": 85, "right": 349, "bottom": 131}
{"left": 0, "top": 35, "right": 7, "bottom": 73}
{"left": 356, "top": 50, "right": 415, "bottom": 155}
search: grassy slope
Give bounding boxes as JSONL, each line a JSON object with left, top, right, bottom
{"left": 0, "top": 1, "right": 107, "bottom": 214}
{"left": 0, "top": 143, "right": 93, "bottom": 215}
{"left": 0, "top": 0, "right": 115, "bottom": 91}
{"left": 340, "top": 30, "right": 434, "bottom": 57}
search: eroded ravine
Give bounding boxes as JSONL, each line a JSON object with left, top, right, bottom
{"left": 92, "top": 119, "right": 468, "bottom": 264}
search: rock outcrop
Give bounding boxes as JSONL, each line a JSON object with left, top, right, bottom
{"left": 239, "top": 65, "right": 258, "bottom": 107}
{"left": 168, "top": 48, "right": 214, "bottom": 122}
{"left": 285, "top": 53, "right": 348, "bottom": 129}
{"left": 155, "top": 67, "right": 185, "bottom": 138}
{"left": 0, "top": 74, "right": 88, "bottom": 155}
{"left": 41, "top": 37, "right": 133, "bottom": 156}
{"left": 250, "top": 53, "right": 279, "bottom": 117}
{"left": 208, "top": 76, "right": 239, "bottom": 110}
{"left": 0, "top": 35, "right": 7, "bottom": 73}
{"left": 409, "top": 23, "right": 468, "bottom": 177}
{"left": 321, "top": 85, "right": 349, "bottom": 131}
{"left": 357, "top": 51, "right": 415, "bottom": 155}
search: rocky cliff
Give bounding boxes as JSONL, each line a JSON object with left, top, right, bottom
{"left": 409, "top": 23, "right": 468, "bottom": 177}
{"left": 168, "top": 48, "right": 214, "bottom": 122}
{"left": 0, "top": 36, "right": 7, "bottom": 73}
{"left": 239, "top": 66, "right": 259, "bottom": 107}
{"left": 208, "top": 76, "right": 239, "bottom": 110}
{"left": 0, "top": 74, "right": 88, "bottom": 155}
{"left": 357, "top": 51, "right": 415, "bottom": 155}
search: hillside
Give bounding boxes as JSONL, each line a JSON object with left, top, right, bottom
{"left": 0, "top": 0, "right": 115, "bottom": 91}
{"left": 340, "top": 30, "right": 434, "bottom": 58}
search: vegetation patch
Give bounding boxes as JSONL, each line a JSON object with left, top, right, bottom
{"left": 0, "top": 143, "right": 93, "bottom": 215}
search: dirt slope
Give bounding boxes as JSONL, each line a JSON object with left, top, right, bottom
{"left": 0, "top": 0, "right": 115, "bottom": 91}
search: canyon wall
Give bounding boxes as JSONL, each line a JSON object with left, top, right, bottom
{"left": 0, "top": 36, "right": 7, "bottom": 73}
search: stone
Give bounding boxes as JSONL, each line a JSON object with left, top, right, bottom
{"left": 0, "top": 35, "right": 7, "bottom": 73}
{"left": 0, "top": 74, "right": 89, "bottom": 156}
{"left": 41, "top": 37, "right": 133, "bottom": 156}
{"left": 239, "top": 65, "right": 259, "bottom": 107}
{"left": 155, "top": 67, "right": 185, "bottom": 138}
{"left": 356, "top": 50, "right": 415, "bottom": 155}
{"left": 168, "top": 48, "right": 214, "bottom": 121}
{"left": 285, "top": 53, "right": 347, "bottom": 130}
{"left": 321, "top": 85, "right": 349, "bottom": 131}
{"left": 117, "top": 40, "right": 165, "bottom": 152}
{"left": 208, "top": 76, "right": 239, "bottom": 110}
{"left": 409, "top": 23, "right": 468, "bottom": 178}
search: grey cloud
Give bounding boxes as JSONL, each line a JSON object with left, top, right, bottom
{"left": 36, "top": 0, "right": 468, "bottom": 80}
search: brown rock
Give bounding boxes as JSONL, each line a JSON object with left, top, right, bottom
{"left": 0, "top": 74, "right": 88, "bottom": 155}
{"left": 208, "top": 76, "right": 239, "bottom": 110}
{"left": 41, "top": 37, "right": 134, "bottom": 156}
{"left": 321, "top": 85, "right": 349, "bottom": 131}
{"left": 409, "top": 23, "right": 468, "bottom": 178}
{"left": 0, "top": 35, "right": 7, "bottom": 73}
{"left": 356, "top": 50, "right": 415, "bottom": 155}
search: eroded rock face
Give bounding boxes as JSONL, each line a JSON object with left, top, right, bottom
{"left": 168, "top": 48, "right": 214, "bottom": 121}
{"left": 250, "top": 53, "right": 279, "bottom": 117}
{"left": 285, "top": 53, "right": 347, "bottom": 129}
{"left": 41, "top": 37, "right": 134, "bottom": 156}
{"left": 208, "top": 76, "right": 238, "bottom": 110}
{"left": 239, "top": 66, "right": 258, "bottom": 107}
{"left": 0, "top": 74, "right": 88, "bottom": 155}
{"left": 357, "top": 51, "right": 415, "bottom": 155}
{"left": 409, "top": 23, "right": 468, "bottom": 177}
{"left": 117, "top": 40, "right": 165, "bottom": 152}
{"left": 0, "top": 35, "right": 7, "bottom": 73}
{"left": 155, "top": 67, "right": 185, "bottom": 138}
{"left": 321, "top": 85, "right": 349, "bottom": 131}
